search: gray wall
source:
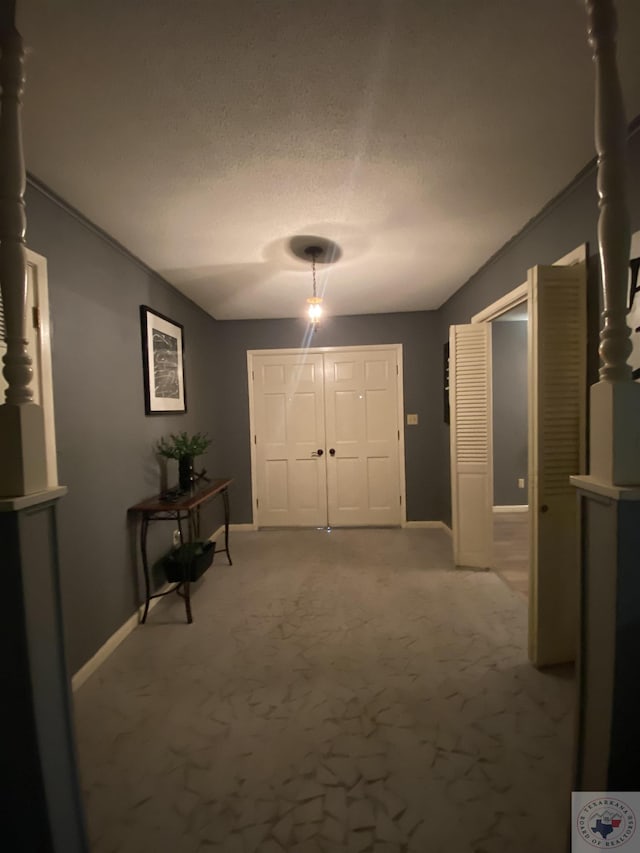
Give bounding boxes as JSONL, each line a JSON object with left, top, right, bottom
{"left": 26, "top": 183, "right": 223, "bottom": 675}
{"left": 214, "top": 313, "right": 443, "bottom": 524}
{"left": 437, "top": 124, "right": 640, "bottom": 526}
{"left": 492, "top": 321, "right": 528, "bottom": 506}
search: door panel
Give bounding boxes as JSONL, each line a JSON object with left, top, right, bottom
{"left": 253, "top": 353, "right": 327, "bottom": 526}
{"left": 450, "top": 323, "right": 493, "bottom": 567}
{"left": 324, "top": 350, "right": 400, "bottom": 526}
{"left": 528, "top": 263, "right": 586, "bottom": 666}
{"left": 367, "top": 456, "right": 395, "bottom": 509}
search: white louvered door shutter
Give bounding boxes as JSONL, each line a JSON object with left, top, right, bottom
{"left": 528, "top": 263, "right": 586, "bottom": 666}
{"left": 450, "top": 323, "right": 493, "bottom": 567}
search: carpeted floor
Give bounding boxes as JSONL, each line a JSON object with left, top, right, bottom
{"left": 74, "top": 527, "right": 574, "bottom": 853}
{"left": 492, "top": 512, "right": 529, "bottom": 597}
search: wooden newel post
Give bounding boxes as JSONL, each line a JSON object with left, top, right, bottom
{"left": 571, "top": 0, "right": 640, "bottom": 793}
{"left": 585, "top": 0, "right": 640, "bottom": 485}
{"left": 587, "top": 0, "right": 632, "bottom": 383}
{"left": 0, "top": 7, "right": 47, "bottom": 496}
{"left": 0, "top": 24, "right": 32, "bottom": 402}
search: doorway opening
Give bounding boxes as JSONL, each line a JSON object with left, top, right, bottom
{"left": 450, "top": 244, "right": 588, "bottom": 666}
{"left": 491, "top": 302, "right": 529, "bottom": 597}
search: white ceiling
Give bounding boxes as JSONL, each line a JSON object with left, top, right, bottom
{"left": 17, "top": 0, "right": 640, "bottom": 321}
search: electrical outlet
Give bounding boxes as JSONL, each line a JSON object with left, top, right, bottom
{"left": 518, "top": 478, "right": 525, "bottom": 489}
{"left": 172, "top": 529, "right": 181, "bottom": 547}
{"left": 407, "top": 413, "right": 419, "bottom": 425}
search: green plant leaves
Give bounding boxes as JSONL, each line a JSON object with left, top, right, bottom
{"left": 156, "top": 431, "right": 211, "bottom": 459}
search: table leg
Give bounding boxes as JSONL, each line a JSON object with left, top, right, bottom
{"left": 184, "top": 578, "right": 193, "bottom": 623}
{"left": 183, "top": 509, "right": 196, "bottom": 624}
{"left": 188, "top": 509, "right": 197, "bottom": 542}
{"left": 140, "top": 515, "right": 151, "bottom": 623}
{"left": 223, "top": 487, "right": 233, "bottom": 565}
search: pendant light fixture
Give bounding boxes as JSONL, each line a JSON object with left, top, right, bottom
{"left": 304, "top": 245, "right": 323, "bottom": 324}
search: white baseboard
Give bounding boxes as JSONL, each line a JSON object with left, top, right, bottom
{"left": 493, "top": 505, "right": 528, "bottom": 513}
{"left": 73, "top": 523, "right": 243, "bottom": 692}
{"left": 402, "top": 520, "right": 451, "bottom": 533}
{"left": 209, "top": 522, "right": 256, "bottom": 542}
{"left": 71, "top": 583, "right": 171, "bottom": 692}
{"left": 209, "top": 524, "right": 224, "bottom": 542}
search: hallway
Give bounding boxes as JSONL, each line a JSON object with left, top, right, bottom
{"left": 74, "top": 528, "right": 574, "bottom": 853}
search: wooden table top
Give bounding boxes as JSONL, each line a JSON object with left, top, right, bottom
{"left": 128, "top": 477, "right": 233, "bottom": 514}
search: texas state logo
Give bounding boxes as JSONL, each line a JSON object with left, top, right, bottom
{"left": 574, "top": 796, "right": 636, "bottom": 848}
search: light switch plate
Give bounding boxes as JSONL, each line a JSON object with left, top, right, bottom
{"left": 407, "top": 414, "right": 418, "bottom": 425}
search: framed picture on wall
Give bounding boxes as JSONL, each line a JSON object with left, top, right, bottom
{"left": 140, "top": 305, "right": 187, "bottom": 414}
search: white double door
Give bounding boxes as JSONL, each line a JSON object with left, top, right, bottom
{"left": 251, "top": 347, "right": 402, "bottom": 527}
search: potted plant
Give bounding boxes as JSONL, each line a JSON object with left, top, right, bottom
{"left": 160, "top": 539, "right": 215, "bottom": 583}
{"left": 156, "top": 431, "right": 211, "bottom": 492}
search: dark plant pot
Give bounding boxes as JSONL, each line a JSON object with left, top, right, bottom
{"left": 161, "top": 540, "right": 215, "bottom": 583}
{"left": 178, "top": 455, "right": 194, "bottom": 492}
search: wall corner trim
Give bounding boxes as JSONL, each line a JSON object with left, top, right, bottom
{"left": 71, "top": 588, "right": 169, "bottom": 692}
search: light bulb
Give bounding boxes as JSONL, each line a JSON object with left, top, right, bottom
{"left": 306, "top": 296, "right": 322, "bottom": 323}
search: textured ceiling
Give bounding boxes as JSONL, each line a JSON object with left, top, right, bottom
{"left": 16, "top": 0, "right": 640, "bottom": 320}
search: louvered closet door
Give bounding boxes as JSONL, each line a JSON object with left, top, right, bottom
{"left": 528, "top": 263, "right": 586, "bottom": 666}
{"left": 449, "top": 323, "right": 493, "bottom": 567}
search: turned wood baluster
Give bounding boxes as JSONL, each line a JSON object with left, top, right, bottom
{"left": 586, "top": 0, "right": 632, "bottom": 382}
{"left": 0, "top": 5, "right": 34, "bottom": 404}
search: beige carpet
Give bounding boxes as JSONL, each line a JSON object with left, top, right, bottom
{"left": 492, "top": 512, "right": 529, "bottom": 597}
{"left": 74, "top": 527, "right": 574, "bottom": 853}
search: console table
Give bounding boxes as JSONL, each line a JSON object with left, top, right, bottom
{"left": 129, "top": 477, "right": 233, "bottom": 624}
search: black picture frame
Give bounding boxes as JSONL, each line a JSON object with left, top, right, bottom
{"left": 140, "top": 305, "right": 187, "bottom": 415}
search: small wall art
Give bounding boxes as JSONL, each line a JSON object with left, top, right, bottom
{"left": 140, "top": 305, "right": 186, "bottom": 414}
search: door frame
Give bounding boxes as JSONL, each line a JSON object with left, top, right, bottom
{"left": 247, "top": 344, "right": 407, "bottom": 527}
{"left": 457, "top": 243, "right": 587, "bottom": 659}
{"left": 470, "top": 245, "right": 587, "bottom": 325}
